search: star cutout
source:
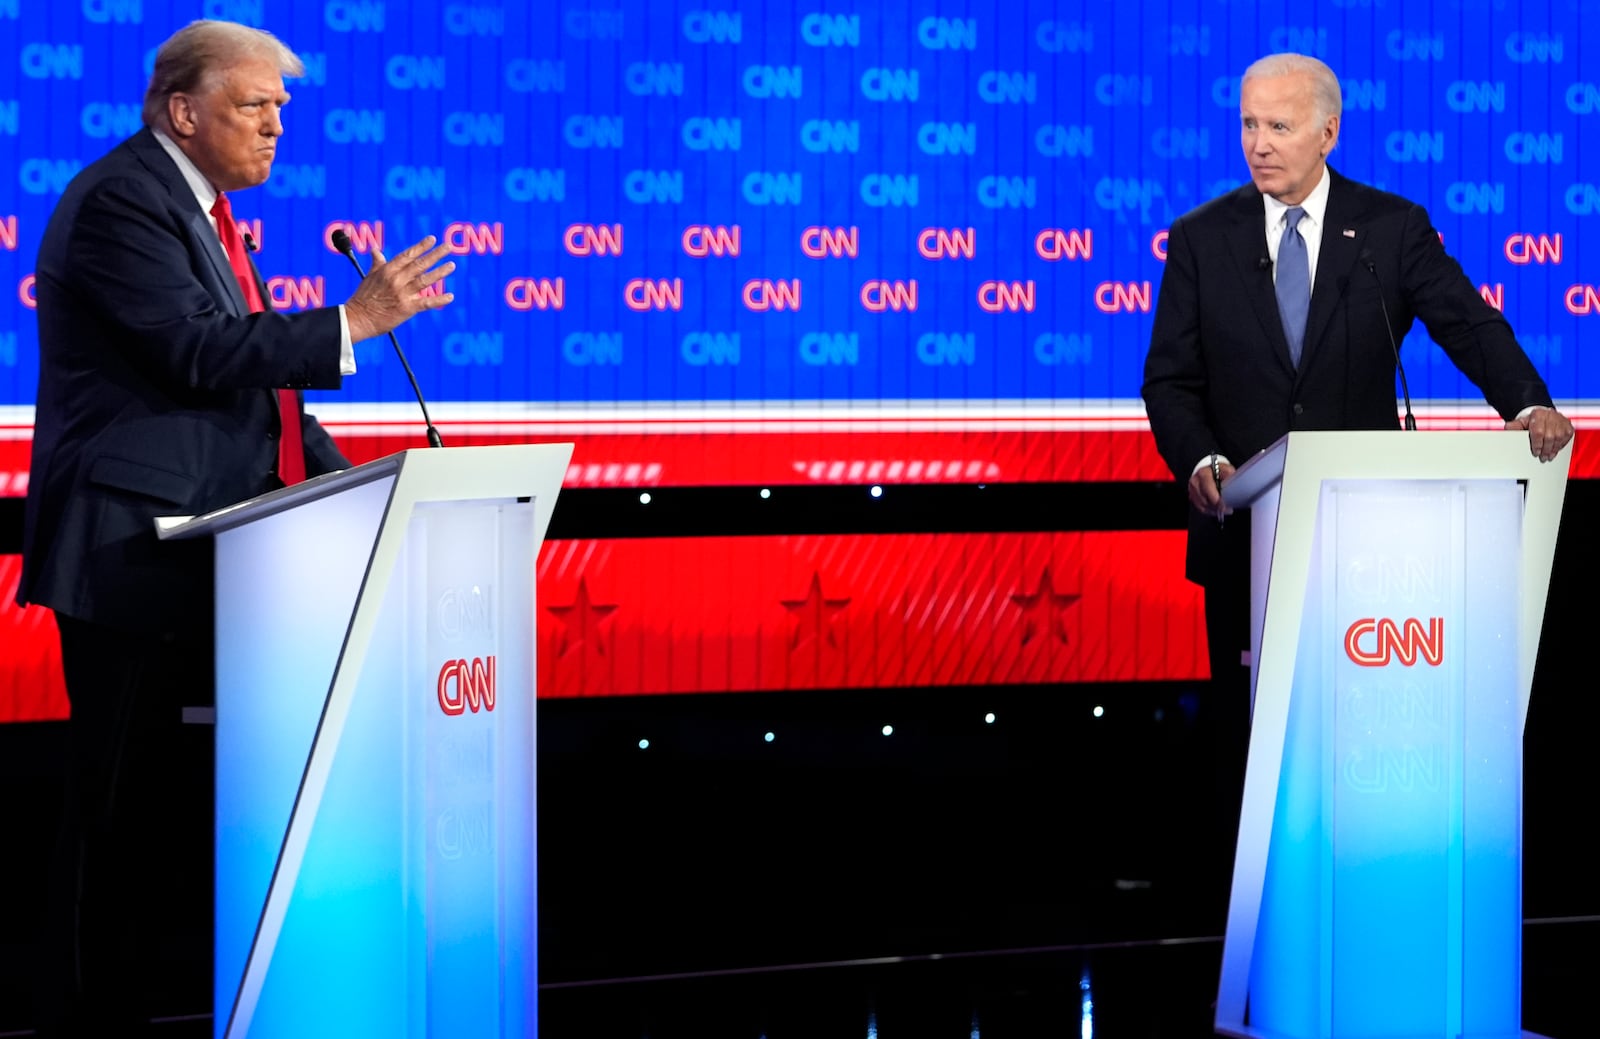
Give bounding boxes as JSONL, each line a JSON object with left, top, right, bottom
{"left": 546, "top": 577, "right": 619, "bottom": 656}
{"left": 1009, "top": 566, "right": 1080, "bottom": 647}
{"left": 781, "top": 572, "right": 851, "bottom": 651}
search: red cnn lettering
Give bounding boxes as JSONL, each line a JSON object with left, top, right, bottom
{"left": 916, "top": 227, "right": 976, "bottom": 259}
{"left": 861, "top": 279, "right": 918, "bottom": 311}
{"left": 445, "top": 221, "right": 505, "bottom": 255}
{"left": 743, "top": 279, "right": 802, "bottom": 311}
{"left": 19, "top": 274, "right": 36, "bottom": 309}
{"left": 625, "top": 277, "right": 684, "bottom": 311}
{"left": 683, "top": 224, "right": 742, "bottom": 257}
{"left": 504, "top": 277, "right": 565, "bottom": 310}
{"left": 420, "top": 278, "right": 447, "bottom": 299}
{"left": 800, "top": 226, "right": 859, "bottom": 258}
{"left": 977, "top": 280, "right": 1036, "bottom": 313}
{"left": 437, "top": 655, "right": 497, "bottom": 716}
{"left": 1479, "top": 283, "right": 1504, "bottom": 311}
{"left": 1565, "top": 284, "right": 1600, "bottom": 315}
{"left": 1034, "top": 228, "right": 1093, "bottom": 261}
{"left": 0, "top": 215, "right": 17, "bottom": 251}
{"left": 1504, "top": 233, "right": 1561, "bottom": 265}
{"left": 1094, "top": 281, "right": 1153, "bottom": 313}
{"left": 1344, "top": 617, "right": 1444, "bottom": 668}
{"left": 325, "top": 220, "right": 384, "bottom": 254}
{"left": 267, "top": 276, "right": 325, "bottom": 310}
{"left": 564, "top": 223, "right": 624, "bottom": 256}
{"left": 1151, "top": 230, "right": 1169, "bottom": 261}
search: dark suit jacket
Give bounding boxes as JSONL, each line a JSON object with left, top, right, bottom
{"left": 19, "top": 128, "right": 350, "bottom": 632}
{"left": 1142, "top": 167, "right": 1554, "bottom": 587}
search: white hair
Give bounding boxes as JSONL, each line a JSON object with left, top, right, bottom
{"left": 1243, "top": 53, "right": 1342, "bottom": 122}
{"left": 143, "top": 20, "right": 302, "bottom": 129}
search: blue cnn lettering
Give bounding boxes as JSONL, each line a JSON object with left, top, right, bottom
{"left": 0, "top": 0, "right": 17, "bottom": 16}
{"left": 443, "top": 112, "right": 504, "bottom": 146}
{"left": 20, "top": 44, "right": 84, "bottom": 79}
{"left": 82, "top": 0, "right": 142, "bottom": 23}
{"left": 623, "top": 170, "right": 683, "bottom": 204}
{"left": 1386, "top": 30, "right": 1444, "bottom": 60}
{"left": 625, "top": 62, "right": 683, "bottom": 96}
{"left": 977, "top": 176, "right": 1036, "bottom": 209}
{"left": 444, "top": 4, "right": 502, "bottom": 35}
{"left": 202, "top": 0, "right": 262, "bottom": 22}
{"left": 800, "top": 13, "right": 859, "bottom": 46}
{"left": 862, "top": 68, "right": 919, "bottom": 102}
{"left": 801, "top": 120, "right": 860, "bottom": 154}
{"left": 1034, "top": 333, "right": 1092, "bottom": 365}
{"left": 385, "top": 166, "right": 446, "bottom": 201}
{"left": 563, "top": 333, "right": 623, "bottom": 365}
{"left": 1445, "top": 182, "right": 1506, "bottom": 215}
{"left": 386, "top": 55, "right": 445, "bottom": 89}
{"left": 325, "top": 0, "right": 384, "bottom": 31}
{"left": 1169, "top": 24, "right": 1209, "bottom": 55}
{"left": 1211, "top": 76, "right": 1239, "bottom": 109}
{"left": 443, "top": 332, "right": 503, "bottom": 366}
{"left": 743, "top": 65, "right": 802, "bottom": 99}
{"left": 298, "top": 53, "right": 327, "bottom": 86}
{"left": 80, "top": 102, "right": 141, "bottom": 139}
{"left": 798, "top": 333, "right": 858, "bottom": 366}
{"left": 1385, "top": 131, "right": 1444, "bottom": 162}
{"left": 1095, "top": 74, "right": 1151, "bottom": 106}
{"left": 19, "top": 159, "right": 83, "bottom": 195}
{"left": 978, "top": 71, "right": 1036, "bottom": 104}
{"left": 1343, "top": 79, "right": 1387, "bottom": 111}
{"left": 1036, "top": 20, "right": 1093, "bottom": 53}
{"left": 265, "top": 164, "right": 326, "bottom": 199}
{"left": 861, "top": 174, "right": 919, "bottom": 207}
{"left": 1267, "top": 27, "right": 1328, "bottom": 55}
{"left": 564, "top": 10, "right": 623, "bottom": 39}
{"left": 565, "top": 115, "right": 624, "bottom": 149}
{"left": 1521, "top": 334, "right": 1562, "bottom": 365}
{"left": 743, "top": 172, "right": 802, "bottom": 206}
{"left": 683, "top": 10, "right": 741, "bottom": 43}
{"left": 1094, "top": 177, "right": 1164, "bottom": 220}
{"left": 505, "top": 59, "right": 565, "bottom": 92}
{"left": 919, "top": 16, "right": 976, "bottom": 50}
{"left": 1568, "top": 184, "right": 1600, "bottom": 215}
{"left": 915, "top": 333, "right": 975, "bottom": 365}
{"left": 1446, "top": 81, "right": 1505, "bottom": 113}
{"left": 505, "top": 168, "right": 565, "bottom": 202}
{"left": 1036, "top": 124, "right": 1093, "bottom": 157}
{"left": 1569, "top": 83, "right": 1600, "bottom": 114}
{"left": 1151, "top": 128, "right": 1209, "bottom": 159}
{"left": 0, "top": 101, "right": 17, "bottom": 135}
{"left": 683, "top": 117, "right": 742, "bottom": 151}
{"left": 681, "top": 333, "right": 740, "bottom": 365}
{"left": 324, "top": 108, "right": 385, "bottom": 144}
{"left": 919, "top": 122, "right": 977, "bottom": 156}
{"left": 1506, "top": 32, "right": 1562, "bottom": 63}
{"left": 1505, "top": 133, "right": 1562, "bottom": 164}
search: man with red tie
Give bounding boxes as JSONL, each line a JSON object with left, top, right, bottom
{"left": 17, "top": 20, "right": 454, "bottom": 1035}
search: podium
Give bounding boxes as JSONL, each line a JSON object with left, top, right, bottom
{"left": 1213, "top": 431, "right": 1568, "bottom": 1039}
{"left": 159, "top": 443, "right": 572, "bottom": 1039}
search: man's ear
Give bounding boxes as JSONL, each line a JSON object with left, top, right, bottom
{"left": 167, "top": 93, "right": 197, "bottom": 138}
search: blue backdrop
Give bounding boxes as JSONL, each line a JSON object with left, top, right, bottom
{"left": 0, "top": 1, "right": 1593, "bottom": 415}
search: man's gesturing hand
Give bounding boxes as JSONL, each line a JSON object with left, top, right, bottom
{"left": 343, "top": 235, "right": 457, "bottom": 342}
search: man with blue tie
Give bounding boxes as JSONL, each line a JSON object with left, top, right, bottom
{"left": 1141, "top": 52, "right": 1573, "bottom": 871}
{"left": 18, "top": 19, "right": 457, "bottom": 1035}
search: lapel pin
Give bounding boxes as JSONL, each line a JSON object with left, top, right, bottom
{"left": 1343, "top": 228, "right": 1356, "bottom": 238}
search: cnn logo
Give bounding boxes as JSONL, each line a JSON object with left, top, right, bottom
{"left": 1343, "top": 618, "right": 1444, "bottom": 668}
{"left": 438, "top": 656, "right": 497, "bottom": 715}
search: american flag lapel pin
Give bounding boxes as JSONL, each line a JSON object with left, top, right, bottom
{"left": 1343, "top": 228, "right": 1356, "bottom": 238}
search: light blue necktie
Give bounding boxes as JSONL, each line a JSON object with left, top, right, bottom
{"left": 1276, "top": 206, "right": 1311, "bottom": 367}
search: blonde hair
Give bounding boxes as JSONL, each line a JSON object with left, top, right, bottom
{"left": 143, "top": 20, "right": 302, "bottom": 129}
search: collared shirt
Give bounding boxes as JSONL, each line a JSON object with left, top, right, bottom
{"left": 1261, "top": 163, "right": 1330, "bottom": 289}
{"left": 152, "top": 129, "right": 354, "bottom": 375}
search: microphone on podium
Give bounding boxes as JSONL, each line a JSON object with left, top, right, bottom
{"left": 1360, "top": 249, "right": 1417, "bottom": 431}
{"left": 330, "top": 228, "right": 445, "bottom": 449}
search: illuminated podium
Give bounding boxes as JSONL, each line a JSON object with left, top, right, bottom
{"left": 160, "top": 443, "right": 572, "bottom": 1039}
{"left": 1213, "top": 431, "right": 1569, "bottom": 1039}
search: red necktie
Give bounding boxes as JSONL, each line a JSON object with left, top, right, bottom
{"left": 211, "top": 192, "right": 306, "bottom": 485}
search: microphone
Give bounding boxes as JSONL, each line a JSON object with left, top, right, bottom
{"left": 242, "top": 230, "right": 259, "bottom": 253}
{"left": 1258, "top": 255, "right": 1271, "bottom": 272}
{"left": 1360, "top": 250, "right": 1416, "bottom": 431}
{"left": 330, "top": 227, "right": 445, "bottom": 448}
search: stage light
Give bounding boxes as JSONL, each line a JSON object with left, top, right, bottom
{"left": 984, "top": 712, "right": 996, "bottom": 724}
{"left": 764, "top": 731, "right": 775, "bottom": 742}
{"left": 869, "top": 485, "right": 883, "bottom": 498}
{"left": 881, "top": 724, "right": 893, "bottom": 736}
{"left": 638, "top": 738, "right": 650, "bottom": 749}
{"left": 639, "top": 492, "right": 652, "bottom": 504}
{"left": 1092, "top": 705, "right": 1104, "bottom": 718}
{"left": 759, "top": 488, "right": 771, "bottom": 499}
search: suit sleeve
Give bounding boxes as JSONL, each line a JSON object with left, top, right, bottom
{"left": 1142, "top": 216, "right": 1217, "bottom": 481}
{"left": 54, "top": 173, "right": 344, "bottom": 393}
{"left": 1398, "top": 203, "right": 1554, "bottom": 418}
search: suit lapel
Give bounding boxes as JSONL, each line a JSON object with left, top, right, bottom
{"left": 1222, "top": 187, "right": 1297, "bottom": 375}
{"left": 1303, "top": 170, "right": 1364, "bottom": 363}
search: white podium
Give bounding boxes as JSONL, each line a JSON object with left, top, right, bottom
{"left": 1213, "top": 431, "right": 1568, "bottom": 1039}
{"left": 160, "top": 443, "right": 572, "bottom": 1039}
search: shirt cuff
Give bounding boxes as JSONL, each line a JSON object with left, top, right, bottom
{"left": 337, "top": 305, "right": 356, "bottom": 375}
{"left": 1192, "top": 454, "right": 1231, "bottom": 476}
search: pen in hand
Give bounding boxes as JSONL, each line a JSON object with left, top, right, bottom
{"left": 1210, "top": 453, "right": 1225, "bottom": 527}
